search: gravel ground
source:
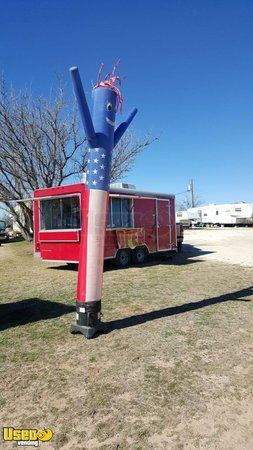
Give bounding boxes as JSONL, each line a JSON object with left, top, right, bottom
{"left": 183, "top": 227, "right": 253, "bottom": 267}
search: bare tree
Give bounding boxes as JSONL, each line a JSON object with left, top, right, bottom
{"left": 176, "top": 194, "right": 204, "bottom": 211}
{"left": 0, "top": 78, "right": 153, "bottom": 240}
{"left": 110, "top": 131, "right": 154, "bottom": 181}
{"left": 0, "top": 79, "right": 85, "bottom": 239}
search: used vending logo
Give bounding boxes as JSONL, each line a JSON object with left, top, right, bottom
{"left": 3, "top": 427, "right": 53, "bottom": 447}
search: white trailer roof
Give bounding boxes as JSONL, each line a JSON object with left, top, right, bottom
{"left": 109, "top": 187, "right": 175, "bottom": 199}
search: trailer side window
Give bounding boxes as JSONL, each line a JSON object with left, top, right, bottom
{"left": 122, "top": 199, "right": 132, "bottom": 227}
{"left": 52, "top": 199, "right": 62, "bottom": 229}
{"left": 112, "top": 198, "right": 122, "bottom": 227}
{"left": 41, "top": 201, "right": 52, "bottom": 229}
{"left": 235, "top": 208, "right": 241, "bottom": 212}
{"left": 40, "top": 197, "right": 80, "bottom": 230}
{"left": 107, "top": 202, "right": 112, "bottom": 227}
{"left": 108, "top": 198, "right": 133, "bottom": 228}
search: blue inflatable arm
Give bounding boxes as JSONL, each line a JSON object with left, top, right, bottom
{"left": 69, "top": 67, "right": 97, "bottom": 147}
{"left": 114, "top": 107, "right": 138, "bottom": 147}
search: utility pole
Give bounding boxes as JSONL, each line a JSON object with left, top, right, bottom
{"left": 189, "top": 179, "right": 195, "bottom": 208}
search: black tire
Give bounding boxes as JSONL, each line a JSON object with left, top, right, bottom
{"left": 115, "top": 249, "right": 131, "bottom": 268}
{"left": 132, "top": 246, "right": 147, "bottom": 265}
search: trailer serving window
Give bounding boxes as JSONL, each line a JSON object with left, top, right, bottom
{"left": 107, "top": 198, "right": 133, "bottom": 228}
{"left": 40, "top": 196, "right": 80, "bottom": 230}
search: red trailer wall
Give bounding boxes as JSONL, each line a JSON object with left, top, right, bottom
{"left": 104, "top": 230, "right": 118, "bottom": 259}
{"left": 133, "top": 198, "right": 157, "bottom": 252}
{"left": 157, "top": 200, "right": 170, "bottom": 250}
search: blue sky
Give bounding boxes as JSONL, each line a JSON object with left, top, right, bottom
{"left": 0, "top": 0, "right": 253, "bottom": 204}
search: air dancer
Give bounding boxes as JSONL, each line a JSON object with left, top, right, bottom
{"left": 69, "top": 62, "right": 137, "bottom": 338}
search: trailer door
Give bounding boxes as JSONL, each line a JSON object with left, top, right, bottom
{"left": 134, "top": 198, "right": 156, "bottom": 252}
{"left": 169, "top": 198, "right": 177, "bottom": 249}
{"left": 157, "top": 200, "right": 170, "bottom": 251}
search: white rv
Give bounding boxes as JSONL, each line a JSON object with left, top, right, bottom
{"left": 176, "top": 208, "right": 201, "bottom": 225}
{"left": 177, "top": 202, "right": 253, "bottom": 226}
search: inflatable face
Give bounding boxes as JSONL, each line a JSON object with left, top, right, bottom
{"left": 92, "top": 86, "right": 118, "bottom": 144}
{"left": 70, "top": 62, "right": 137, "bottom": 152}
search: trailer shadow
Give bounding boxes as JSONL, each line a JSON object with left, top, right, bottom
{"left": 101, "top": 286, "right": 253, "bottom": 335}
{"left": 47, "top": 244, "right": 215, "bottom": 272}
{"left": 0, "top": 298, "right": 75, "bottom": 332}
{"left": 105, "top": 244, "right": 214, "bottom": 271}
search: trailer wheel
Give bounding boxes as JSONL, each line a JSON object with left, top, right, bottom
{"left": 132, "top": 246, "right": 147, "bottom": 265}
{"left": 115, "top": 249, "right": 130, "bottom": 268}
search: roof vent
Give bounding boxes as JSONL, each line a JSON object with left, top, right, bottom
{"left": 110, "top": 182, "right": 136, "bottom": 190}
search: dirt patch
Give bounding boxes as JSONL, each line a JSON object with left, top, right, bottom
{"left": 0, "top": 241, "right": 252, "bottom": 449}
{"left": 184, "top": 228, "right": 253, "bottom": 267}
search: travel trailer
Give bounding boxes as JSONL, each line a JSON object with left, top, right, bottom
{"left": 176, "top": 202, "right": 253, "bottom": 227}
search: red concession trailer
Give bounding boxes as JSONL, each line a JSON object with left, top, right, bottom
{"left": 33, "top": 183, "right": 180, "bottom": 268}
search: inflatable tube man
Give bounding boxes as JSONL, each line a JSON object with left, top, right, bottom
{"left": 69, "top": 62, "right": 137, "bottom": 338}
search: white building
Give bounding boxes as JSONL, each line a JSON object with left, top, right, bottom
{"left": 176, "top": 202, "right": 253, "bottom": 226}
